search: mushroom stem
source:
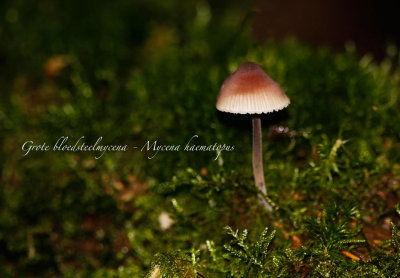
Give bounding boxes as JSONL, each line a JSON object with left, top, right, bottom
{"left": 252, "top": 115, "right": 273, "bottom": 211}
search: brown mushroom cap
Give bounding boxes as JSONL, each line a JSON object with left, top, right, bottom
{"left": 216, "top": 62, "right": 290, "bottom": 114}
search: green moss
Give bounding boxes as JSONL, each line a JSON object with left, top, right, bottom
{"left": 1, "top": 0, "right": 400, "bottom": 277}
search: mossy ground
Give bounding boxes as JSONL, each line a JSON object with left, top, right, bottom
{"left": 1, "top": 1, "right": 400, "bottom": 277}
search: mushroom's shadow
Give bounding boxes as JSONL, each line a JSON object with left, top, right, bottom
{"left": 216, "top": 110, "right": 290, "bottom": 131}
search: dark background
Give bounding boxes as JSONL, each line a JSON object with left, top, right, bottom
{"left": 252, "top": 0, "right": 400, "bottom": 60}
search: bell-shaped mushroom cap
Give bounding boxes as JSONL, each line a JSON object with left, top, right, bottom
{"left": 216, "top": 62, "right": 290, "bottom": 114}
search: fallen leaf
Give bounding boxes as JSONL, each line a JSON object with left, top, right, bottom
{"left": 291, "top": 234, "right": 302, "bottom": 248}
{"left": 44, "top": 55, "right": 70, "bottom": 78}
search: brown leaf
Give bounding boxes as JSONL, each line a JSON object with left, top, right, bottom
{"left": 300, "top": 263, "right": 315, "bottom": 278}
{"left": 117, "top": 175, "right": 148, "bottom": 202}
{"left": 291, "top": 234, "right": 302, "bottom": 248}
{"left": 200, "top": 167, "right": 208, "bottom": 176}
{"left": 44, "top": 55, "right": 70, "bottom": 78}
{"left": 363, "top": 224, "right": 391, "bottom": 249}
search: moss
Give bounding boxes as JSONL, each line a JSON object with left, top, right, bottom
{"left": 1, "top": 0, "right": 400, "bottom": 277}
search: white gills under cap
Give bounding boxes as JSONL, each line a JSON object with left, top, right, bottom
{"left": 216, "top": 62, "right": 290, "bottom": 114}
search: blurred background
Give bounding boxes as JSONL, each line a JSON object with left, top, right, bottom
{"left": 252, "top": 0, "right": 400, "bottom": 60}
{"left": 1, "top": 0, "right": 399, "bottom": 85}
{"left": 1, "top": 0, "right": 399, "bottom": 277}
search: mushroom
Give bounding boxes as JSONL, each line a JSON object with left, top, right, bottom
{"left": 216, "top": 62, "right": 290, "bottom": 210}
